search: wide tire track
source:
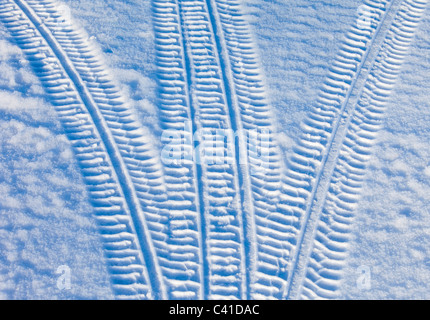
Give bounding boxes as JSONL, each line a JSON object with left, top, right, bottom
{"left": 208, "top": 0, "right": 295, "bottom": 300}
{"left": 176, "top": 0, "right": 248, "bottom": 300}
{"left": 0, "top": 0, "right": 168, "bottom": 299}
{"left": 152, "top": 0, "right": 288, "bottom": 299}
{"left": 297, "top": 0, "right": 428, "bottom": 299}
{"left": 278, "top": 0, "right": 428, "bottom": 299}
{"left": 2, "top": 0, "right": 423, "bottom": 300}
{"left": 152, "top": 0, "right": 204, "bottom": 300}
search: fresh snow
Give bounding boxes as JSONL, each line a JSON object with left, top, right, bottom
{"left": 0, "top": 0, "right": 429, "bottom": 299}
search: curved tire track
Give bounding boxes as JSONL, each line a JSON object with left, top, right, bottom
{"left": 297, "top": 0, "right": 428, "bottom": 300}
{"left": 0, "top": 0, "right": 168, "bottom": 300}
{"left": 279, "top": 0, "right": 428, "bottom": 299}
{"left": 1, "top": 0, "right": 425, "bottom": 300}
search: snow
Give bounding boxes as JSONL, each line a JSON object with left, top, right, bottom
{"left": 341, "top": 11, "right": 430, "bottom": 298}
{"left": 0, "top": 29, "right": 112, "bottom": 299}
{"left": 0, "top": 0, "right": 429, "bottom": 299}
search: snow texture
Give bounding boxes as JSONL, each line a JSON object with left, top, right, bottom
{"left": 0, "top": 0, "right": 429, "bottom": 299}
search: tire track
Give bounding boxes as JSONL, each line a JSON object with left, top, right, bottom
{"left": 3, "top": 0, "right": 420, "bottom": 301}
{"left": 152, "top": 0, "right": 287, "bottom": 299}
{"left": 0, "top": 0, "right": 168, "bottom": 299}
{"left": 207, "top": 0, "right": 294, "bottom": 300}
{"left": 297, "top": 0, "right": 428, "bottom": 299}
{"left": 176, "top": 0, "right": 248, "bottom": 300}
{"left": 152, "top": 0, "right": 204, "bottom": 300}
{"left": 282, "top": 0, "right": 400, "bottom": 299}
{"left": 153, "top": 0, "right": 247, "bottom": 299}
{"left": 278, "top": 0, "right": 427, "bottom": 299}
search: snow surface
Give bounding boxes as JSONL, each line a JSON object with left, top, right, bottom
{"left": 0, "top": 0, "right": 429, "bottom": 299}
{"left": 246, "top": 0, "right": 430, "bottom": 299}
{"left": 0, "top": 25, "right": 112, "bottom": 299}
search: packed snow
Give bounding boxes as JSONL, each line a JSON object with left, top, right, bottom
{"left": 0, "top": 0, "right": 429, "bottom": 299}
